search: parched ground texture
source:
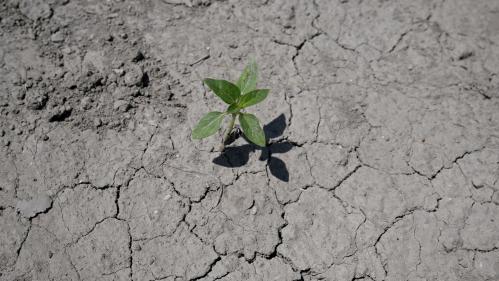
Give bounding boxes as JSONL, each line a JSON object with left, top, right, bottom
{"left": 1, "top": 0, "right": 499, "bottom": 280}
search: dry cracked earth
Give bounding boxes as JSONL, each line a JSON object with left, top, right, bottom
{"left": 1, "top": 0, "right": 499, "bottom": 280}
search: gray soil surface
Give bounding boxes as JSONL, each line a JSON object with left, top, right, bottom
{"left": 1, "top": 0, "right": 499, "bottom": 280}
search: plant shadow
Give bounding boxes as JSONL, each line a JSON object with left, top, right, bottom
{"left": 212, "top": 114, "right": 291, "bottom": 182}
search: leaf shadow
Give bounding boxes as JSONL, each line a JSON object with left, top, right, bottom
{"left": 212, "top": 113, "right": 291, "bottom": 182}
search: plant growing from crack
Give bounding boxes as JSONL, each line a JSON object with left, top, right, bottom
{"left": 192, "top": 60, "right": 269, "bottom": 151}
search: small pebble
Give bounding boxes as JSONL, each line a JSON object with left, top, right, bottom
{"left": 108, "top": 73, "right": 117, "bottom": 83}
{"left": 113, "top": 68, "right": 125, "bottom": 76}
{"left": 124, "top": 65, "right": 143, "bottom": 87}
{"left": 108, "top": 120, "right": 120, "bottom": 128}
{"left": 26, "top": 89, "right": 48, "bottom": 110}
{"left": 62, "top": 47, "right": 72, "bottom": 54}
{"left": 12, "top": 88, "right": 26, "bottom": 100}
{"left": 113, "top": 100, "right": 131, "bottom": 112}
{"left": 50, "top": 31, "right": 65, "bottom": 43}
{"left": 80, "top": 97, "right": 92, "bottom": 110}
{"left": 47, "top": 106, "right": 72, "bottom": 122}
{"left": 111, "top": 59, "right": 124, "bottom": 68}
{"left": 131, "top": 51, "right": 145, "bottom": 62}
{"left": 94, "top": 118, "right": 102, "bottom": 127}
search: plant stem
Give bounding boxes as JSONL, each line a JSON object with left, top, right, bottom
{"left": 220, "top": 113, "right": 236, "bottom": 151}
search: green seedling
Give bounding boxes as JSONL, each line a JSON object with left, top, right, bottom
{"left": 192, "top": 60, "right": 269, "bottom": 150}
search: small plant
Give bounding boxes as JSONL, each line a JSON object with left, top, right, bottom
{"left": 192, "top": 60, "right": 269, "bottom": 150}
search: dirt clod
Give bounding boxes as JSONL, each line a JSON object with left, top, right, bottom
{"left": 25, "top": 89, "right": 48, "bottom": 110}
{"left": 124, "top": 65, "right": 144, "bottom": 87}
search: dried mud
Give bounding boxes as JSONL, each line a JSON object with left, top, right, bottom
{"left": 1, "top": 0, "right": 498, "bottom": 280}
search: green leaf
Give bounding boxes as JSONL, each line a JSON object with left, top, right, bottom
{"left": 192, "top": 112, "right": 225, "bottom": 139}
{"left": 239, "top": 113, "right": 266, "bottom": 147}
{"left": 238, "top": 89, "right": 269, "bottom": 108}
{"left": 237, "top": 60, "right": 258, "bottom": 95}
{"left": 204, "top": 79, "right": 240, "bottom": 104}
{"left": 227, "top": 104, "right": 240, "bottom": 114}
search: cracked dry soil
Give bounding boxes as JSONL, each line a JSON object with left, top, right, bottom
{"left": 1, "top": 0, "right": 499, "bottom": 280}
